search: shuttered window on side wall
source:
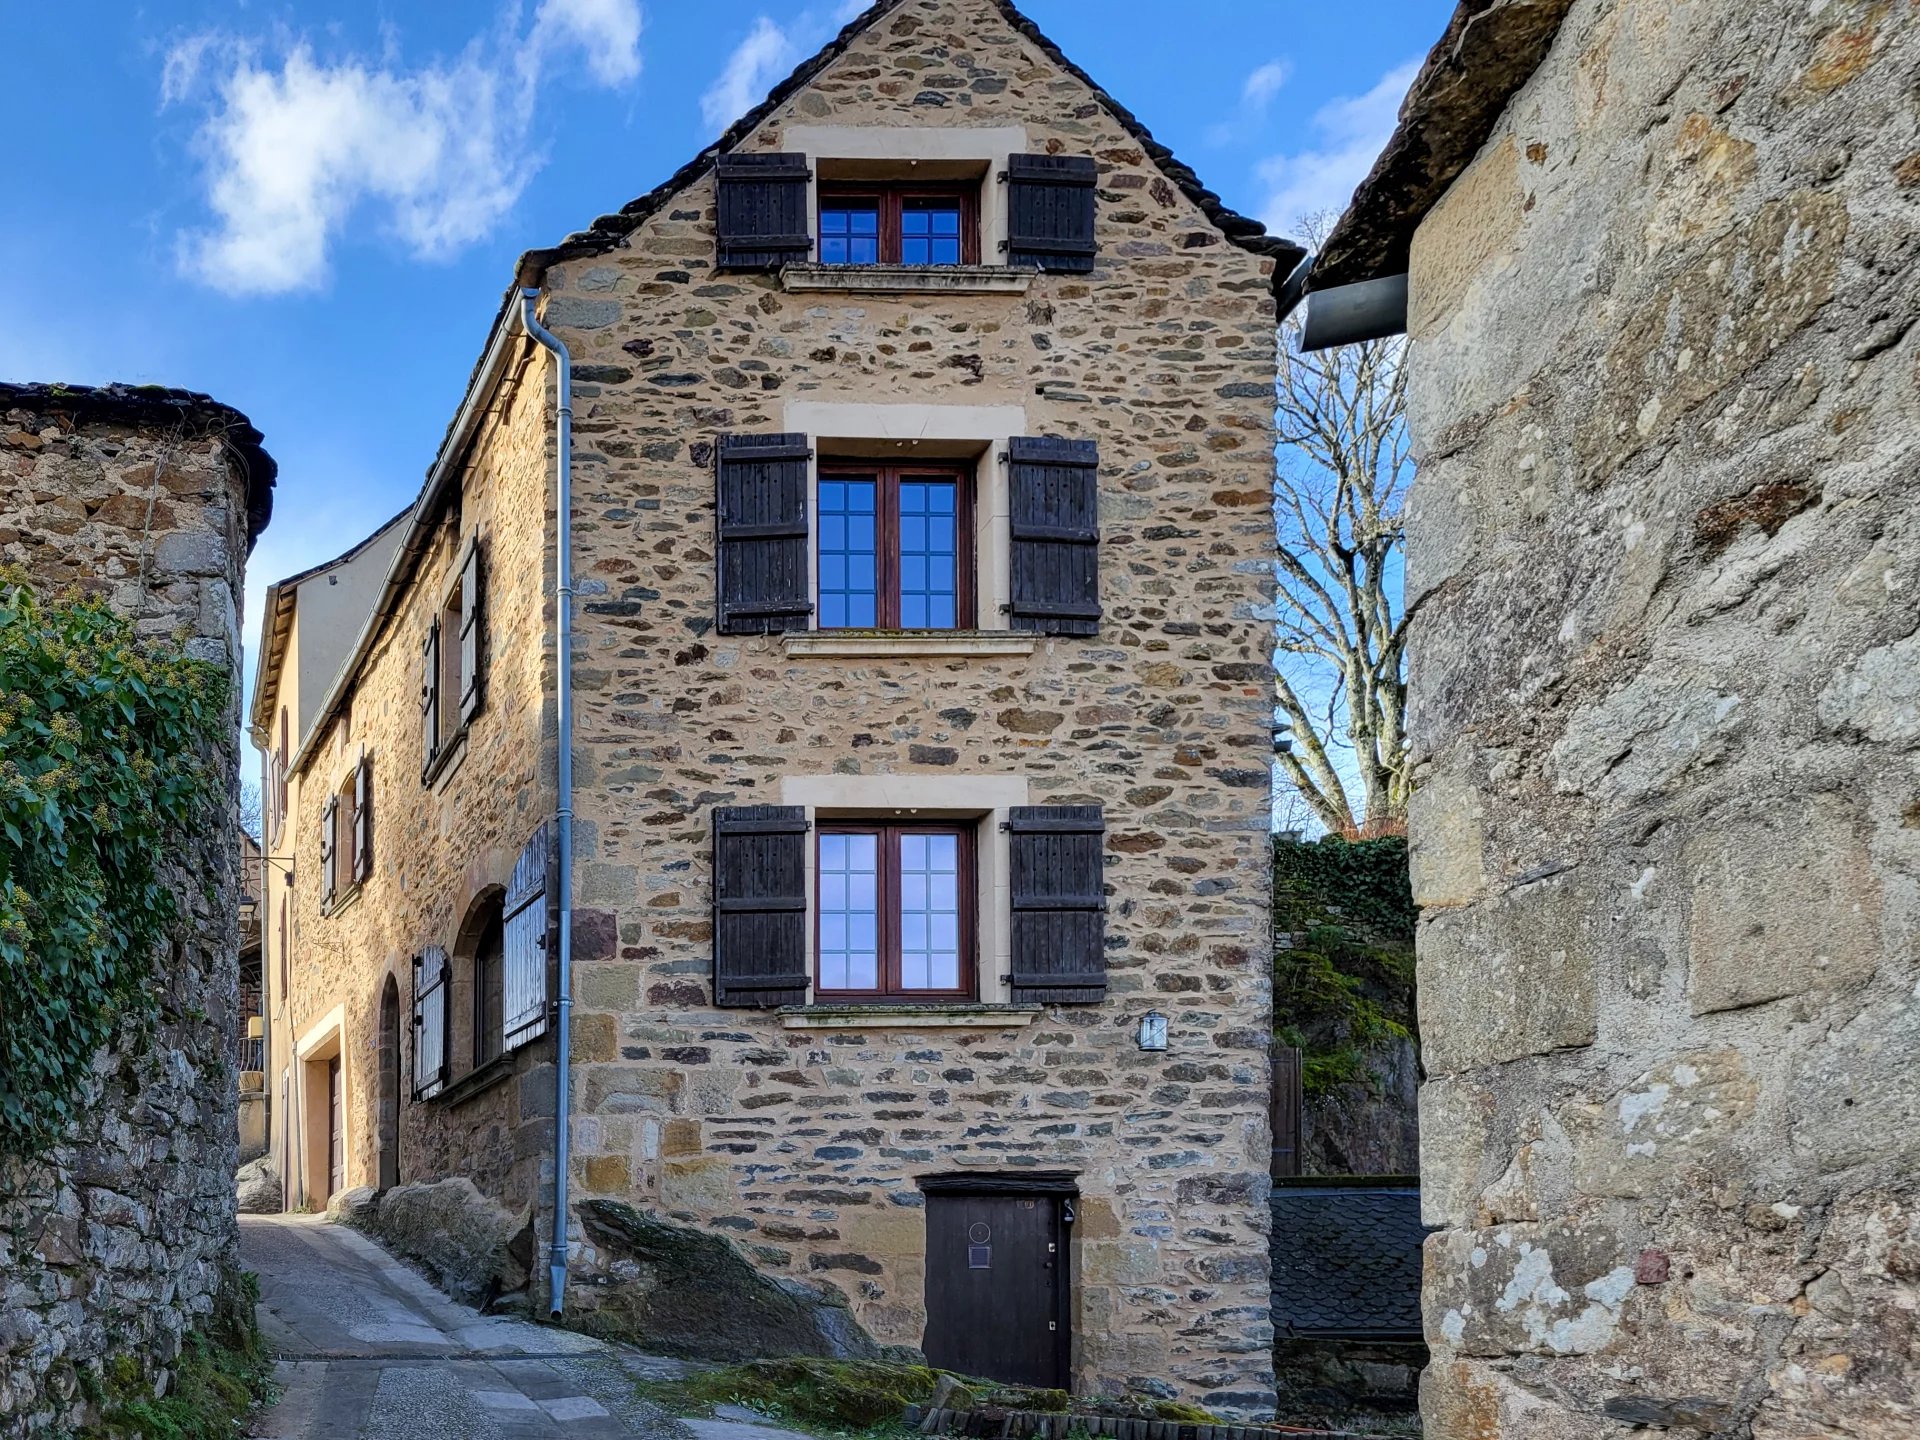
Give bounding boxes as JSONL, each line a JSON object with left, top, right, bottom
{"left": 1008, "top": 437, "right": 1101, "bottom": 636}
{"left": 716, "top": 153, "right": 814, "bottom": 271}
{"left": 503, "top": 822, "right": 553, "bottom": 1051}
{"left": 353, "top": 757, "right": 372, "bottom": 884}
{"left": 458, "top": 536, "right": 484, "bottom": 727}
{"left": 712, "top": 806, "right": 810, "bottom": 1008}
{"left": 716, "top": 433, "right": 813, "bottom": 635}
{"left": 319, "top": 796, "right": 337, "bottom": 905}
{"left": 412, "top": 945, "right": 450, "bottom": 1100}
{"left": 1008, "top": 805, "right": 1108, "bottom": 1004}
{"left": 1005, "top": 154, "right": 1098, "bottom": 273}
{"left": 420, "top": 619, "right": 440, "bottom": 780}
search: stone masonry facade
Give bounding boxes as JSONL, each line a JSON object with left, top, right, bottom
{"left": 0, "top": 385, "right": 267, "bottom": 1433}
{"left": 276, "top": 0, "right": 1287, "bottom": 1415}
{"left": 1401, "top": 1, "right": 1919, "bottom": 1436}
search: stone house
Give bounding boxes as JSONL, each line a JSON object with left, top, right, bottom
{"left": 1286, "top": 0, "right": 1919, "bottom": 1435}
{"left": 255, "top": 0, "right": 1302, "bottom": 1414}
{"left": 0, "top": 381, "right": 273, "bottom": 1433}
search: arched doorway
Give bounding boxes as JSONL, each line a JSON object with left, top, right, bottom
{"left": 377, "top": 976, "right": 400, "bottom": 1191}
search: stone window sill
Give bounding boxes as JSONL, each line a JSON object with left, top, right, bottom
{"left": 423, "top": 728, "right": 470, "bottom": 792}
{"left": 321, "top": 882, "right": 363, "bottom": 920}
{"left": 782, "top": 630, "right": 1037, "bottom": 659}
{"left": 427, "top": 1053, "right": 515, "bottom": 1109}
{"left": 780, "top": 264, "right": 1034, "bottom": 295}
{"left": 779, "top": 1003, "right": 1042, "bottom": 1031}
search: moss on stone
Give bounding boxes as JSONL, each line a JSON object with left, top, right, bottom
{"left": 76, "top": 1271, "right": 273, "bottom": 1440}
{"left": 649, "top": 1357, "right": 942, "bottom": 1430}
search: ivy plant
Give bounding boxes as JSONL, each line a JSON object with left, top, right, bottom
{"left": 0, "top": 575, "right": 228, "bottom": 1158}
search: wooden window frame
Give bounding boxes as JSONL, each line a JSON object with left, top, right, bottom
{"left": 814, "top": 821, "right": 978, "bottom": 1002}
{"left": 817, "top": 461, "right": 976, "bottom": 631}
{"left": 817, "top": 186, "right": 981, "bottom": 267}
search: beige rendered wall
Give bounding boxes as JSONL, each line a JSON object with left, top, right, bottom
{"left": 1402, "top": 1, "right": 1918, "bottom": 1435}
{"left": 542, "top": 0, "right": 1280, "bottom": 1413}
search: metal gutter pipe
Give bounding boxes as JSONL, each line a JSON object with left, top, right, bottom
{"left": 520, "top": 289, "right": 577, "bottom": 1318}
{"left": 1299, "top": 272, "right": 1410, "bottom": 352}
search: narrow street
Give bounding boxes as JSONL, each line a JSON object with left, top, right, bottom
{"left": 242, "top": 1215, "right": 688, "bottom": 1440}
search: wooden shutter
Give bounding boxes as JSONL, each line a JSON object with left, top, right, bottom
{"left": 716, "top": 152, "right": 814, "bottom": 271}
{"left": 411, "top": 946, "right": 450, "bottom": 1100}
{"left": 1272, "top": 1042, "right": 1304, "bottom": 1179}
{"left": 458, "top": 535, "right": 483, "bottom": 726}
{"left": 353, "top": 757, "right": 372, "bottom": 884}
{"left": 319, "top": 797, "right": 337, "bottom": 906}
{"left": 713, "top": 805, "right": 810, "bottom": 1008}
{"left": 1007, "top": 437, "right": 1101, "bottom": 636}
{"left": 502, "top": 823, "right": 554, "bottom": 1050}
{"left": 420, "top": 618, "right": 440, "bottom": 779}
{"left": 1009, "top": 805, "right": 1107, "bottom": 1004}
{"left": 716, "top": 433, "right": 813, "bottom": 635}
{"left": 1006, "top": 154, "right": 1098, "bottom": 272}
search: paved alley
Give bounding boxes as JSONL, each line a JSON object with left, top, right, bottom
{"left": 242, "top": 1215, "right": 689, "bottom": 1440}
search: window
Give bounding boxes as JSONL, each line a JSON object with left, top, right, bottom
{"left": 818, "top": 462, "right": 973, "bottom": 630}
{"left": 819, "top": 187, "right": 978, "bottom": 267}
{"left": 422, "top": 535, "right": 484, "bottom": 781}
{"left": 473, "top": 910, "right": 505, "bottom": 1068}
{"left": 319, "top": 756, "right": 371, "bottom": 909}
{"left": 815, "top": 823, "right": 974, "bottom": 1000}
{"left": 412, "top": 946, "right": 450, "bottom": 1100}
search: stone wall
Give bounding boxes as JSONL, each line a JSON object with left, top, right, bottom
{"left": 0, "top": 386, "right": 264, "bottom": 1433}
{"left": 540, "top": 0, "right": 1282, "bottom": 1413}
{"left": 1403, "top": 1, "right": 1919, "bottom": 1435}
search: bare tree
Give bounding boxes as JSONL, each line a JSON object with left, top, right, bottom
{"left": 238, "top": 778, "right": 264, "bottom": 845}
{"left": 1273, "top": 223, "right": 1415, "bottom": 836}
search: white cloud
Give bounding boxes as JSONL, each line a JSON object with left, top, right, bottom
{"left": 166, "top": 2, "right": 644, "bottom": 296}
{"left": 700, "top": 16, "right": 798, "bottom": 135}
{"left": 1242, "top": 60, "right": 1293, "bottom": 112}
{"left": 1256, "top": 58, "right": 1420, "bottom": 234}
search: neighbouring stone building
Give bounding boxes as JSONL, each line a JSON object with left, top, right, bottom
{"left": 257, "top": 0, "right": 1303, "bottom": 1414}
{"left": 1291, "top": 0, "right": 1920, "bottom": 1435}
{"left": 0, "top": 381, "right": 274, "bottom": 1433}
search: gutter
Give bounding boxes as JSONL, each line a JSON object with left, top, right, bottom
{"left": 519, "top": 290, "right": 577, "bottom": 1318}
{"left": 1276, "top": 251, "right": 1411, "bottom": 353}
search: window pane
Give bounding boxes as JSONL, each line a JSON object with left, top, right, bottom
{"left": 818, "top": 477, "right": 879, "bottom": 630}
{"left": 819, "top": 832, "right": 880, "bottom": 992}
{"left": 902, "top": 199, "right": 963, "bottom": 267}
{"left": 820, "top": 201, "right": 881, "bottom": 265}
{"left": 899, "top": 830, "right": 962, "bottom": 992}
{"left": 898, "top": 479, "right": 959, "bottom": 630}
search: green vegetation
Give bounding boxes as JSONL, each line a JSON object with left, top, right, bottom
{"left": 77, "top": 1273, "right": 274, "bottom": 1439}
{"left": 0, "top": 576, "right": 229, "bottom": 1157}
{"left": 1272, "top": 835, "right": 1417, "bottom": 1096}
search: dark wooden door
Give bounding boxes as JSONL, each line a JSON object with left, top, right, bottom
{"left": 924, "top": 1193, "right": 1068, "bottom": 1388}
{"left": 326, "top": 1057, "right": 344, "bottom": 1200}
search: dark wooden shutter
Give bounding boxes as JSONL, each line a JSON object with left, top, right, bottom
{"left": 319, "top": 797, "right": 337, "bottom": 906}
{"left": 502, "top": 823, "right": 554, "bottom": 1050}
{"left": 713, "top": 805, "right": 810, "bottom": 1008}
{"left": 716, "top": 152, "right": 814, "bottom": 271}
{"left": 1007, "top": 437, "right": 1101, "bottom": 636}
{"left": 353, "top": 757, "right": 372, "bottom": 884}
{"left": 1006, "top": 154, "right": 1098, "bottom": 272}
{"left": 1271, "top": 1042, "right": 1304, "bottom": 1179}
{"left": 458, "top": 535, "right": 483, "bottom": 726}
{"left": 411, "top": 946, "right": 450, "bottom": 1100}
{"left": 1009, "top": 805, "right": 1107, "bottom": 1004}
{"left": 716, "top": 433, "right": 813, "bottom": 635}
{"left": 420, "top": 619, "right": 440, "bottom": 779}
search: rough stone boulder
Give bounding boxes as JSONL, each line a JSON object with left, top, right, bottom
{"left": 574, "top": 1198, "right": 883, "bottom": 1362}
{"left": 235, "top": 1155, "right": 280, "bottom": 1215}
{"left": 338, "top": 1178, "right": 533, "bottom": 1308}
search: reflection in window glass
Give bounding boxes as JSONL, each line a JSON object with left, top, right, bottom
{"left": 901, "top": 200, "right": 964, "bottom": 266}
{"left": 898, "top": 479, "right": 958, "bottom": 629}
{"left": 820, "top": 202, "right": 881, "bottom": 265}
{"left": 898, "top": 831, "right": 961, "bottom": 990}
{"left": 817, "top": 477, "right": 879, "bottom": 628}
{"left": 818, "top": 832, "right": 880, "bottom": 991}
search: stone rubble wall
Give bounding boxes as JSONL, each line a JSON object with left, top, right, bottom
{"left": 542, "top": 0, "right": 1281, "bottom": 1413}
{"left": 0, "top": 405, "right": 252, "bottom": 1433}
{"left": 1403, "top": 1, "right": 1919, "bottom": 1435}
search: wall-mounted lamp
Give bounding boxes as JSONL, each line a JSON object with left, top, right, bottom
{"left": 1137, "top": 1010, "right": 1169, "bottom": 1052}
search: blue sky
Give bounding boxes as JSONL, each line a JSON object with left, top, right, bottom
{"left": 0, "top": 0, "right": 1448, "bottom": 718}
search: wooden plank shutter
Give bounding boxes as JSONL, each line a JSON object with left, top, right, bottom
{"left": 1271, "top": 1042, "right": 1304, "bottom": 1179}
{"left": 716, "top": 152, "right": 814, "bottom": 271}
{"left": 712, "top": 805, "right": 810, "bottom": 1008}
{"left": 411, "top": 946, "right": 450, "bottom": 1100}
{"left": 502, "top": 823, "right": 554, "bottom": 1050}
{"left": 716, "top": 433, "right": 813, "bottom": 635}
{"left": 458, "top": 535, "right": 483, "bottom": 726}
{"left": 1009, "top": 805, "right": 1107, "bottom": 1004}
{"left": 420, "top": 619, "right": 440, "bottom": 779}
{"left": 319, "top": 797, "right": 337, "bottom": 906}
{"left": 1005, "top": 154, "right": 1098, "bottom": 272}
{"left": 353, "top": 756, "right": 372, "bottom": 884}
{"left": 1007, "top": 437, "right": 1101, "bottom": 636}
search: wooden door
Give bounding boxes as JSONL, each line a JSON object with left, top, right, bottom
{"left": 326, "top": 1057, "right": 344, "bottom": 1200}
{"left": 924, "top": 1193, "right": 1068, "bottom": 1388}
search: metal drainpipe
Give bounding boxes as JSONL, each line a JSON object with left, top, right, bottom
{"left": 521, "top": 288, "right": 577, "bottom": 1317}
